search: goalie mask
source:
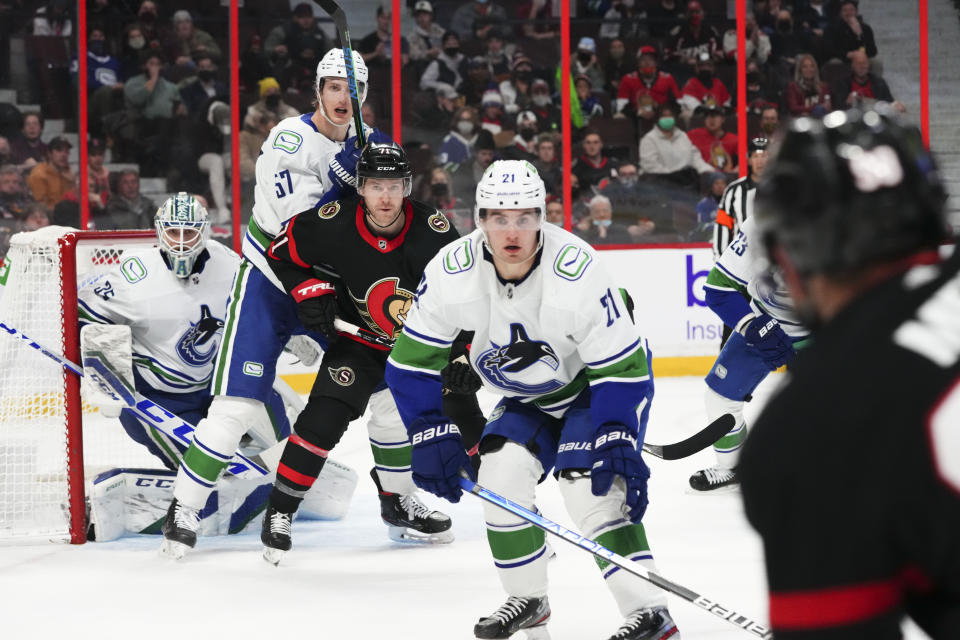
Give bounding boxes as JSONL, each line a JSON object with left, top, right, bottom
{"left": 155, "top": 192, "right": 210, "bottom": 279}
{"left": 315, "top": 48, "right": 369, "bottom": 129}
{"left": 474, "top": 160, "right": 546, "bottom": 257}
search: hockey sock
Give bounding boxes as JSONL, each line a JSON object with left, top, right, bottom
{"left": 270, "top": 434, "right": 329, "bottom": 514}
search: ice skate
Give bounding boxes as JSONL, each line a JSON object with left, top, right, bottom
{"left": 474, "top": 595, "right": 551, "bottom": 639}
{"left": 607, "top": 607, "right": 679, "bottom": 640}
{"left": 261, "top": 505, "right": 293, "bottom": 565}
{"left": 688, "top": 466, "right": 739, "bottom": 492}
{"left": 371, "top": 468, "right": 454, "bottom": 543}
{"left": 159, "top": 498, "right": 200, "bottom": 560}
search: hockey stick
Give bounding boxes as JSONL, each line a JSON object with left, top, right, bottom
{"left": 642, "top": 413, "right": 736, "bottom": 460}
{"left": 333, "top": 318, "right": 395, "bottom": 349}
{"left": 0, "top": 320, "right": 269, "bottom": 479}
{"left": 314, "top": 0, "right": 366, "bottom": 148}
{"left": 461, "top": 477, "right": 772, "bottom": 639}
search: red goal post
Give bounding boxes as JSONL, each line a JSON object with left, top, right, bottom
{"left": 0, "top": 227, "right": 156, "bottom": 544}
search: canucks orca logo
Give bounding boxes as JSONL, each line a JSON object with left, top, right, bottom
{"left": 176, "top": 304, "right": 224, "bottom": 366}
{"left": 476, "top": 324, "right": 563, "bottom": 395}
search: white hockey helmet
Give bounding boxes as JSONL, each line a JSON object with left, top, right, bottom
{"left": 474, "top": 160, "right": 547, "bottom": 231}
{"left": 155, "top": 192, "right": 210, "bottom": 279}
{"left": 314, "top": 47, "right": 369, "bottom": 104}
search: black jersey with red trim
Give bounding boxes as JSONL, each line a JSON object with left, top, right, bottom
{"left": 739, "top": 250, "right": 960, "bottom": 638}
{"left": 267, "top": 197, "right": 459, "bottom": 346}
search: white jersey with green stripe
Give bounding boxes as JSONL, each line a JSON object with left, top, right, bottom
{"left": 389, "top": 224, "right": 651, "bottom": 423}
{"left": 244, "top": 114, "right": 371, "bottom": 291}
{"left": 705, "top": 216, "right": 806, "bottom": 337}
{"left": 77, "top": 242, "right": 239, "bottom": 394}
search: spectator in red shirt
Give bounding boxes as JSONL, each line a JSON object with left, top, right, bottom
{"left": 687, "top": 105, "right": 738, "bottom": 172}
{"left": 836, "top": 50, "right": 906, "bottom": 112}
{"left": 615, "top": 46, "right": 681, "bottom": 122}
{"left": 785, "top": 53, "right": 832, "bottom": 116}
{"left": 679, "top": 52, "right": 731, "bottom": 116}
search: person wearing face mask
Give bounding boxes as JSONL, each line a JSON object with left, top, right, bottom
{"left": 451, "top": 129, "right": 497, "bottom": 210}
{"left": 769, "top": 8, "right": 815, "bottom": 74}
{"left": 576, "top": 194, "right": 632, "bottom": 245}
{"left": 574, "top": 75, "right": 605, "bottom": 127}
{"left": 438, "top": 105, "right": 480, "bottom": 170}
{"left": 647, "top": 0, "right": 685, "bottom": 39}
{"left": 527, "top": 79, "right": 561, "bottom": 133}
{"left": 422, "top": 166, "right": 468, "bottom": 230}
{"left": 600, "top": 0, "right": 646, "bottom": 41}
{"left": 679, "top": 52, "right": 731, "bottom": 116}
{"left": 824, "top": 0, "right": 877, "bottom": 63}
{"left": 615, "top": 46, "right": 680, "bottom": 121}
{"left": 502, "top": 110, "right": 539, "bottom": 161}
{"left": 570, "top": 37, "right": 606, "bottom": 96}
{"left": 481, "top": 30, "right": 511, "bottom": 81}
{"left": 248, "top": 77, "right": 298, "bottom": 124}
{"left": 639, "top": 103, "right": 714, "bottom": 185}
{"left": 408, "top": 1, "right": 447, "bottom": 65}
{"left": 135, "top": 1, "right": 165, "bottom": 50}
{"left": 179, "top": 53, "right": 227, "bottom": 120}
{"left": 602, "top": 39, "right": 631, "bottom": 95}
{"left": 479, "top": 90, "right": 506, "bottom": 135}
{"left": 665, "top": 0, "right": 721, "bottom": 69}
{"left": 70, "top": 27, "right": 122, "bottom": 92}
{"left": 499, "top": 54, "right": 537, "bottom": 117}
{"left": 420, "top": 31, "right": 465, "bottom": 96}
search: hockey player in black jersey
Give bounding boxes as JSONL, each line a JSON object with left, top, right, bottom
{"left": 259, "top": 141, "right": 482, "bottom": 563}
{"left": 741, "top": 108, "right": 960, "bottom": 638}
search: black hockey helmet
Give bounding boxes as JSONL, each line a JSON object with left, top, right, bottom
{"left": 754, "top": 108, "right": 949, "bottom": 277}
{"left": 356, "top": 141, "right": 413, "bottom": 197}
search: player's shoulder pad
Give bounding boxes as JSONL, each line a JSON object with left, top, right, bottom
{"left": 433, "top": 229, "right": 482, "bottom": 277}
{"left": 268, "top": 115, "right": 312, "bottom": 155}
{"left": 542, "top": 224, "right": 597, "bottom": 284}
{"left": 409, "top": 199, "right": 456, "bottom": 236}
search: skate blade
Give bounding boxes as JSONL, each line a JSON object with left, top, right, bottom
{"left": 685, "top": 484, "right": 740, "bottom": 496}
{"left": 159, "top": 538, "right": 190, "bottom": 560}
{"left": 262, "top": 546, "right": 287, "bottom": 566}
{"left": 387, "top": 525, "right": 455, "bottom": 544}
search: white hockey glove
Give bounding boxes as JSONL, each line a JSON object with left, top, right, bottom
{"left": 283, "top": 334, "right": 322, "bottom": 367}
{"left": 80, "top": 324, "right": 134, "bottom": 419}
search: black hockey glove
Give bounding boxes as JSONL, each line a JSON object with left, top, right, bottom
{"left": 590, "top": 424, "right": 650, "bottom": 523}
{"left": 409, "top": 418, "right": 474, "bottom": 503}
{"left": 742, "top": 313, "right": 794, "bottom": 369}
{"left": 291, "top": 278, "right": 338, "bottom": 341}
{"left": 441, "top": 358, "right": 482, "bottom": 395}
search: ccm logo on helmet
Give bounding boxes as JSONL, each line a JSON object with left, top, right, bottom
{"left": 412, "top": 423, "right": 460, "bottom": 445}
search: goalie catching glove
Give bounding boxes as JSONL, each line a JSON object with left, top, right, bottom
{"left": 741, "top": 313, "right": 794, "bottom": 369}
{"left": 290, "top": 278, "right": 338, "bottom": 341}
{"left": 590, "top": 424, "right": 650, "bottom": 523}
{"left": 409, "top": 418, "right": 475, "bottom": 503}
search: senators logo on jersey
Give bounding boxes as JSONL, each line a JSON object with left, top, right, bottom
{"left": 350, "top": 277, "right": 414, "bottom": 339}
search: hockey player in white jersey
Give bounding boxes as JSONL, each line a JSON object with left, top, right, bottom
{"left": 690, "top": 214, "right": 808, "bottom": 491}
{"left": 77, "top": 194, "right": 354, "bottom": 541}
{"left": 160, "top": 48, "right": 412, "bottom": 556}
{"left": 384, "top": 161, "right": 679, "bottom": 640}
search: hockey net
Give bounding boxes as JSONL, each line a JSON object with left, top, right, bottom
{"left": 0, "top": 226, "right": 158, "bottom": 544}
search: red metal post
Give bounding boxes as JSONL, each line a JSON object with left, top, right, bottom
{"left": 561, "top": 2, "right": 572, "bottom": 231}
{"left": 78, "top": 3, "right": 89, "bottom": 229}
{"left": 392, "top": 0, "right": 402, "bottom": 143}
{"left": 230, "top": 0, "right": 241, "bottom": 253}
{"left": 58, "top": 234, "right": 85, "bottom": 543}
{"left": 736, "top": 0, "right": 747, "bottom": 177}
{"left": 919, "top": 0, "right": 930, "bottom": 148}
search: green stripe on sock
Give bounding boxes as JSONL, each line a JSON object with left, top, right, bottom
{"left": 213, "top": 260, "right": 249, "bottom": 394}
{"left": 713, "top": 424, "right": 746, "bottom": 450}
{"left": 183, "top": 443, "right": 230, "bottom": 482}
{"left": 391, "top": 332, "right": 451, "bottom": 371}
{"left": 487, "top": 525, "right": 545, "bottom": 561}
{"left": 371, "top": 443, "right": 412, "bottom": 468}
{"left": 593, "top": 523, "right": 650, "bottom": 571}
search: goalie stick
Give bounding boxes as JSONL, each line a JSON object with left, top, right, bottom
{"left": 0, "top": 319, "right": 269, "bottom": 479}
{"left": 461, "top": 477, "right": 773, "bottom": 639}
{"left": 314, "top": 0, "right": 366, "bottom": 148}
{"left": 333, "top": 318, "right": 733, "bottom": 460}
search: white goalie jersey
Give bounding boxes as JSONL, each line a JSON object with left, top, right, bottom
{"left": 77, "top": 242, "right": 239, "bottom": 394}
{"left": 244, "top": 114, "right": 371, "bottom": 290}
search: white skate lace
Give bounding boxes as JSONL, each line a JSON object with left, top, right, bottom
{"left": 703, "top": 467, "right": 736, "bottom": 485}
{"left": 268, "top": 511, "right": 292, "bottom": 536}
{"left": 400, "top": 493, "right": 435, "bottom": 521}
{"left": 614, "top": 609, "right": 657, "bottom": 636}
{"left": 173, "top": 502, "right": 200, "bottom": 532}
{"left": 490, "top": 596, "right": 530, "bottom": 624}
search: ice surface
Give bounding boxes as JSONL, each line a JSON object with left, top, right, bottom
{"left": 0, "top": 375, "right": 929, "bottom": 639}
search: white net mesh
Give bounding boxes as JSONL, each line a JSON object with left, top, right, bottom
{"left": 0, "top": 227, "right": 157, "bottom": 543}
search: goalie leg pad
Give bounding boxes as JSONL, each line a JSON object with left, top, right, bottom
{"left": 479, "top": 441, "right": 549, "bottom": 598}
{"left": 173, "top": 395, "right": 263, "bottom": 509}
{"left": 558, "top": 473, "right": 666, "bottom": 616}
{"left": 366, "top": 388, "right": 415, "bottom": 495}
{"left": 704, "top": 387, "right": 746, "bottom": 468}
{"left": 80, "top": 323, "right": 133, "bottom": 418}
